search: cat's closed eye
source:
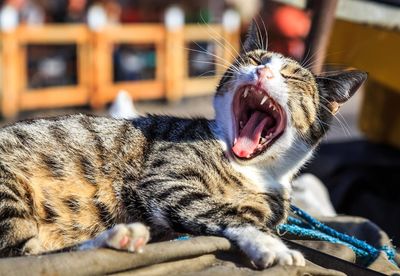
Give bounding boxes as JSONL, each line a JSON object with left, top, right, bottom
{"left": 260, "top": 55, "right": 272, "bottom": 65}
{"left": 248, "top": 55, "right": 261, "bottom": 65}
{"left": 246, "top": 54, "right": 271, "bottom": 66}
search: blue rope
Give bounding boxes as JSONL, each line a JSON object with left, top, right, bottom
{"left": 277, "top": 205, "right": 397, "bottom": 266}
{"left": 174, "top": 235, "right": 190, "bottom": 241}
{"left": 173, "top": 205, "right": 397, "bottom": 266}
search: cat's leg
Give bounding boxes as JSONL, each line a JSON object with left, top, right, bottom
{"left": 0, "top": 175, "right": 40, "bottom": 256}
{"left": 177, "top": 211, "right": 304, "bottom": 268}
{"left": 145, "top": 185, "right": 305, "bottom": 268}
{"left": 78, "top": 223, "right": 150, "bottom": 253}
{"left": 223, "top": 225, "right": 305, "bottom": 268}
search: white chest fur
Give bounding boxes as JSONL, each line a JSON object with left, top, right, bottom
{"left": 230, "top": 161, "right": 292, "bottom": 194}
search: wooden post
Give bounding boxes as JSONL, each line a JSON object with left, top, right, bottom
{"left": 13, "top": 25, "right": 91, "bottom": 110}
{"left": 165, "top": 6, "right": 184, "bottom": 102}
{"left": 77, "top": 41, "right": 90, "bottom": 103}
{"left": 89, "top": 21, "right": 111, "bottom": 109}
{"left": 304, "top": 0, "right": 338, "bottom": 75}
{"left": 222, "top": 9, "right": 241, "bottom": 70}
{"left": 1, "top": 29, "right": 20, "bottom": 118}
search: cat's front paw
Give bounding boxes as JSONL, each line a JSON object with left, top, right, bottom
{"left": 103, "top": 223, "right": 150, "bottom": 253}
{"left": 224, "top": 226, "right": 305, "bottom": 269}
{"left": 253, "top": 246, "right": 305, "bottom": 269}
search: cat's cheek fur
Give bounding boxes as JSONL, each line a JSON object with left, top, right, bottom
{"left": 223, "top": 225, "right": 306, "bottom": 268}
{"left": 213, "top": 87, "right": 236, "bottom": 149}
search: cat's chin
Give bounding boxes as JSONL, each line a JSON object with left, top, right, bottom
{"left": 231, "top": 84, "right": 286, "bottom": 160}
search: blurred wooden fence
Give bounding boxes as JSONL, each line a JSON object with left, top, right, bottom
{"left": 0, "top": 23, "right": 240, "bottom": 118}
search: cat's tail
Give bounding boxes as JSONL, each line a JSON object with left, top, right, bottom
{"left": 109, "top": 90, "right": 140, "bottom": 120}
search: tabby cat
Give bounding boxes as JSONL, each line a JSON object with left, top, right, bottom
{"left": 0, "top": 23, "right": 366, "bottom": 268}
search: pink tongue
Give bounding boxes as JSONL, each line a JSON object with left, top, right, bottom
{"left": 232, "top": 111, "right": 272, "bottom": 158}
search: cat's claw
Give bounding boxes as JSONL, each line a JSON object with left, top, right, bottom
{"left": 253, "top": 248, "right": 306, "bottom": 268}
{"left": 104, "top": 223, "right": 150, "bottom": 253}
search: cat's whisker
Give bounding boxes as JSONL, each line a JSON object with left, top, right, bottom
{"left": 300, "top": 45, "right": 313, "bottom": 68}
{"left": 256, "top": 14, "right": 269, "bottom": 50}
{"left": 185, "top": 47, "right": 235, "bottom": 70}
{"left": 199, "top": 23, "right": 238, "bottom": 64}
{"left": 300, "top": 45, "right": 328, "bottom": 70}
{"left": 189, "top": 41, "right": 237, "bottom": 69}
{"left": 188, "top": 68, "right": 228, "bottom": 79}
{"left": 291, "top": 92, "right": 353, "bottom": 138}
{"left": 198, "top": 16, "right": 243, "bottom": 65}
{"left": 300, "top": 44, "right": 329, "bottom": 69}
{"left": 335, "top": 111, "right": 353, "bottom": 137}
{"left": 194, "top": 48, "right": 240, "bottom": 72}
{"left": 317, "top": 96, "right": 353, "bottom": 137}
{"left": 302, "top": 49, "right": 349, "bottom": 71}
{"left": 254, "top": 19, "right": 265, "bottom": 50}
{"left": 191, "top": 60, "right": 236, "bottom": 72}
{"left": 185, "top": 47, "right": 240, "bottom": 72}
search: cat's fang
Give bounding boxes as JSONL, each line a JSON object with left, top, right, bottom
{"left": 244, "top": 88, "right": 249, "bottom": 98}
{"left": 260, "top": 96, "right": 268, "bottom": 105}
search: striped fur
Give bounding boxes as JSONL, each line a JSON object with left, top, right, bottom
{"left": 0, "top": 22, "right": 366, "bottom": 268}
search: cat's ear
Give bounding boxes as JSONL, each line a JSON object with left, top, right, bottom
{"left": 316, "top": 70, "right": 367, "bottom": 114}
{"left": 242, "top": 20, "right": 265, "bottom": 53}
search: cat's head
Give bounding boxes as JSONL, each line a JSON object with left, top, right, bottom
{"left": 214, "top": 22, "right": 367, "bottom": 172}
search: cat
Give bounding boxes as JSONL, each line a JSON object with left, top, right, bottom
{"left": 0, "top": 22, "right": 366, "bottom": 269}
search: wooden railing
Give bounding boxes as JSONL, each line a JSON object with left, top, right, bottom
{"left": 182, "top": 24, "right": 239, "bottom": 98}
{"left": 0, "top": 20, "right": 240, "bottom": 117}
{"left": 1, "top": 24, "right": 92, "bottom": 117}
{"left": 90, "top": 24, "right": 167, "bottom": 108}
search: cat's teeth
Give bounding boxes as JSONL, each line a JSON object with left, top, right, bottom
{"left": 243, "top": 88, "right": 249, "bottom": 98}
{"left": 260, "top": 96, "right": 267, "bottom": 105}
{"left": 260, "top": 137, "right": 267, "bottom": 144}
{"left": 239, "top": 121, "right": 244, "bottom": 128}
{"left": 272, "top": 106, "right": 277, "bottom": 111}
{"left": 269, "top": 103, "right": 273, "bottom": 109}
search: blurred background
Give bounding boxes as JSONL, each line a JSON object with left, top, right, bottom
{"left": 0, "top": 0, "right": 399, "bottom": 246}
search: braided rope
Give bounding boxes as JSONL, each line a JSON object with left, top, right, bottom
{"left": 277, "top": 205, "right": 397, "bottom": 266}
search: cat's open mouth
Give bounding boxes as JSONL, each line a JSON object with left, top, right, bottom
{"left": 232, "top": 85, "right": 286, "bottom": 159}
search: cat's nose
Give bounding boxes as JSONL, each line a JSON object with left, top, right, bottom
{"left": 256, "top": 65, "right": 274, "bottom": 80}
